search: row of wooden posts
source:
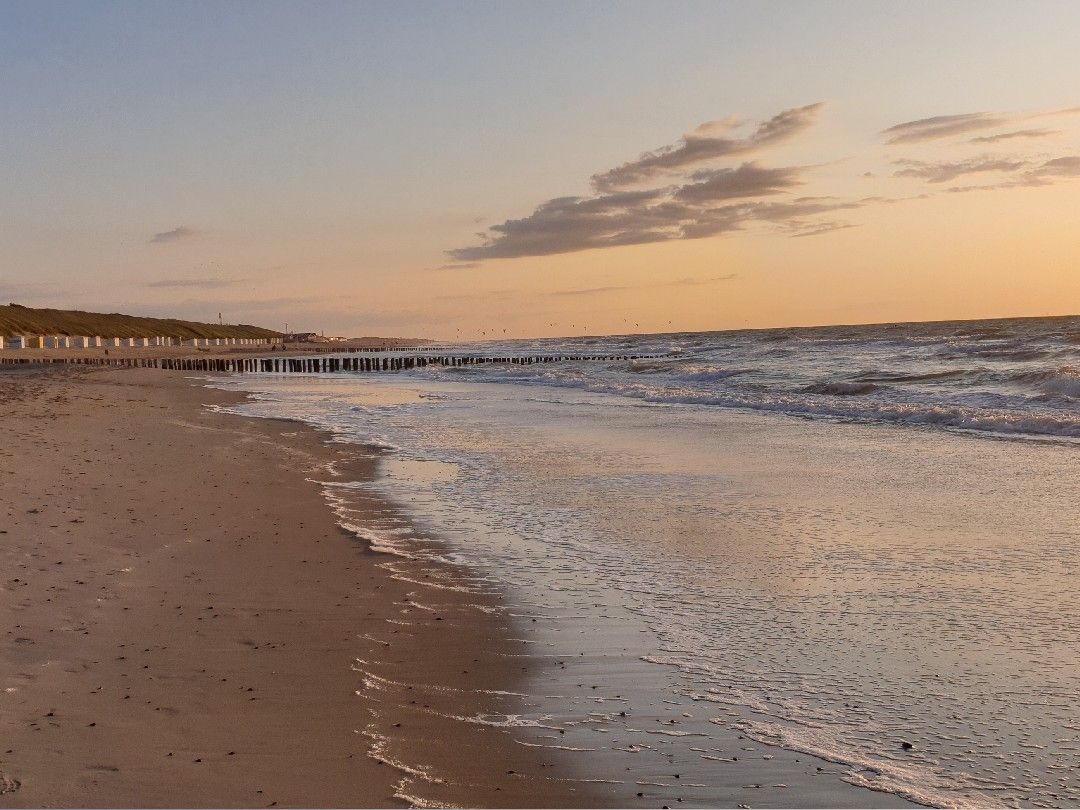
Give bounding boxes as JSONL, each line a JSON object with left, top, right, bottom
{"left": 0, "top": 353, "right": 654, "bottom": 373}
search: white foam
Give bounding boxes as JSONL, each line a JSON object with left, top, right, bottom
{"left": 728, "top": 717, "right": 997, "bottom": 809}
{"left": 430, "top": 710, "right": 563, "bottom": 731}
{"left": 362, "top": 725, "right": 446, "bottom": 785}
{"left": 515, "top": 740, "right": 598, "bottom": 752}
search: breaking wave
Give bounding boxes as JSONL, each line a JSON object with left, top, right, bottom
{"left": 415, "top": 315, "right": 1080, "bottom": 442}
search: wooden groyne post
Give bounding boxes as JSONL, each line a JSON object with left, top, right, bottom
{"left": 0, "top": 352, "right": 658, "bottom": 374}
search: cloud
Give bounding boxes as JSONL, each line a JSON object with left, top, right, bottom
{"left": 149, "top": 226, "right": 198, "bottom": 244}
{"left": 790, "top": 221, "right": 859, "bottom": 238}
{"left": 737, "top": 197, "right": 877, "bottom": 237}
{"left": 448, "top": 173, "right": 876, "bottom": 261}
{"left": 548, "top": 285, "right": 631, "bottom": 297}
{"left": 1007, "top": 155, "right": 1080, "bottom": 187}
{"left": 434, "top": 261, "right": 481, "bottom": 271}
{"left": 673, "top": 273, "right": 738, "bottom": 285}
{"left": 448, "top": 188, "right": 684, "bottom": 260}
{"left": 1035, "top": 155, "right": 1080, "bottom": 177}
{"left": 674, "top": 162, "right": 804, "bottom": 203}
{"left": 450, "top": 100, "right": 1080, "bottom": 263}
{"left": 882, "top": 112, "right": 1012, "bottom": 144}
{"left": 884, "top": 106, "right": 1080, "bottom": 144}
{"left": 591, "top": 103, "right": 823, "bottom": 191}
{"left": 144, "top": 277, "right": 240, "bottom": 289}
{"left": 969, "top": 128, "right": 1062, "bottom": 144}
{"left": 945, "top": 155, "right": 1080, "bottom": 192}
{"left": 893, "top": 156, "right": 1029, "bottom": 184}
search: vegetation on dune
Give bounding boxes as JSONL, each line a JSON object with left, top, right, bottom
{"left": 0, "top": 303, "right": 280, "bottom": 340}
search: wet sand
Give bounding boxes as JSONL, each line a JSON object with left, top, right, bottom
{"left": 0, "top": 366, "right": 601, "bottom": 807}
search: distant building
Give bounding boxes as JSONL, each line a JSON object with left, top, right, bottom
{"left": 282, "top": 332, "right": 319, "bottom": 343}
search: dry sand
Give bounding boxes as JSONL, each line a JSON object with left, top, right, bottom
{"left": 0, "top": 366, "right": 602, "bottom": 808}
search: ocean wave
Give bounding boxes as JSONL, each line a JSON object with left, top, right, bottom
{"left": 730, "top": 718, "right": 998, "bottom": 809}
{"left": 627, "top": 359, "right": 668, "bottom": 374}
{"left": 852, "top": 369, "right": 975, "bottom": 384}
{"left": 936, "top": 345, "right": 1052, "bottom": 362}
{"left": 680, "top": 366, "right": 754, "bottom": 383}
{"left": 802, "top": 381, "right": 883, "bottom": 396}
{"left": 406, "top": 315, "right": 1080, "bottom": 443}
{"left": 425, "top": 365, "right": 1080, "bottom": 440}
{"left": 1041, "top": 376, "right": 1080, "bottom": 400}
{"left": 1008, "top": 366, "right": 1080, "bottom": 400}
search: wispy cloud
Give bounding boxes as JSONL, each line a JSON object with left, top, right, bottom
{"left": 149, "top": 226, "right": 198, "bottom": 244}
{"left": 673, "top": 273, "right": 738, "bottom": 285}
{"left": 893, "top": 156, "right": 1029, "bottom": 184}
{"left": 434, "top": 261, "right": 481, "bottom": 271}
{"left": 448, "top": 176, "right": 877, "bottom": 261}
{"left": 674, "top": 162, "right": 804, "bottom": 203}
{"left": 145, "top": 277, "right": 240, "bottom": 289}
{"left": 882, "top": 112, "right": 1012, "bottom": 144}
{"left": 591, "top": 103, "right": 823, "bottom": 191}
{"left": 969, "top": 128, "right": 1061, "bottom": 144}
{"left": 448, "top": 100, "right": 1079, "bottom": 263}
{"left": 790, "top": 221, "right": 859, "bottom": 238}
{"left": 883, "top": 106, "right": 1080, "bottom": 144}
{"left": 1035, "top": 155, "right": 1080, "bottom": 177}
{"left": 448, "top": 189, "right": 682, "bottom": 260}
{"left": 548, "top": 285, "right": 631, "bottom": 298}
{"left": 946, "top": 155, "right": 1080, "bottom": 192}
{"left": 1008, "top": 155, "right": 1080, "bottom": 187}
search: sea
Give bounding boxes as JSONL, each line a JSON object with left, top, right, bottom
{"left": 213, "top": 315, "right": 1079, "bottom": 808}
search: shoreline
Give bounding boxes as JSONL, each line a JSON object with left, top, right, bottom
{"left": 214, "top": 372, "right": 923, "bottom": 810}
{"left": 0, "top": 366, "right": 604, "bottom": 807}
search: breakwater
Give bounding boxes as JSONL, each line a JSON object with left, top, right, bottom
{"left": 0, "top": 352, "right": 655, "bottom": 373}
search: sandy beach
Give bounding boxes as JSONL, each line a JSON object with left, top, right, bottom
{"left": 0, "top": 365, "right": 601, "bottom": 808}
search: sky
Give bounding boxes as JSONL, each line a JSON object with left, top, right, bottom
{"left": 1, "top": 0, "right": 1079, "bottom": 339}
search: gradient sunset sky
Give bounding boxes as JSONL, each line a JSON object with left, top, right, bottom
{"left": 2, "top": 1, "right": 1079, "bottom": 338}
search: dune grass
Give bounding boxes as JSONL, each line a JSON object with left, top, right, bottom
{"left": 0, "top": 303, "right": 279, "bottom": 339}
